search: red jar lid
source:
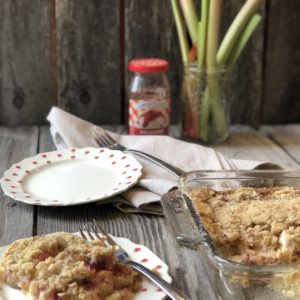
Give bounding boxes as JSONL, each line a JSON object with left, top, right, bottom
{"left": 129, "top": 58, "right": 169, "bottom": 73}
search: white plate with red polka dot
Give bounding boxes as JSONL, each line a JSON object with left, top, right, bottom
{"left": 0, "top": 233, "right": 172, "bottom": 300}
{"left": 0, "top": 147, "right": 143, "bottom": 206}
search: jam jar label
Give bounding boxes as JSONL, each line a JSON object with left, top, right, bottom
{"left": 129, "top": 98, "right": 170, "bottom": 135}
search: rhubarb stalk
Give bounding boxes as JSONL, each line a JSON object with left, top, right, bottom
{"left": 228, "top": 14, "right": 262, "bottom": 66}
{"left": 171, "top": 0, "right": 190, "bottom": 64}
{"left": 201, "top": 0, "right": 226, "bottom": 142}
{"left": 170, "top": 0, "right": 265, "bottom": 143}
{"left": 178, "top": 0, "right": 200, "bottom": 138}
{"left": 217, "top": 0, "right": 264, "bottom": 66}
{"left": 197, "top": 0, "right": 209, "bottom": 68}
{"left": 179, "top": 0, "right": 199, "bottom": 44}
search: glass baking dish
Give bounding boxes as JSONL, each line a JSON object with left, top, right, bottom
{"left": 162, "top": 170, "right": 300, "bottom": 300}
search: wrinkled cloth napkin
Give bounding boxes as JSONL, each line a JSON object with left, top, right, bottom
{"left": 47, "top": 106, "right": 280, "bottom": 215}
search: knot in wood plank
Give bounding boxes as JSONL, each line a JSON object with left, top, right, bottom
{"left": 80, "top": 91, "right": 91, "bottom": 104}
{"left": 12, "top": 95, "right": 24, "bottom": 109}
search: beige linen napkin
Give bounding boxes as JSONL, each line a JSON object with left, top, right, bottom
{"left": 47, "top": 106, "right": 280, "bottom": 214}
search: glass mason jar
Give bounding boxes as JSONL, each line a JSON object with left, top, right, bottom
{"left": 128, "top": 58, "right": 171, "bottom": 135}
{"left": 182, "top": 64, "right": 231, "bottom": 144}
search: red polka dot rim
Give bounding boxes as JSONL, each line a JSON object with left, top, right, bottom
{"left": 0, "top": 147, "right": 142, "bottom": 206}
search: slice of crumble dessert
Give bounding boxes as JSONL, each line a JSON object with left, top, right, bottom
{"left": 0, "top": 232, "right": 141, "bottom": 300}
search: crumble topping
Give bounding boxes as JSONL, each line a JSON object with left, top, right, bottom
{"left": 189, "top": 186, "right": 300, "bottom": 265}
{"left": 0, "top": 232, "right": 142, "bottom": 299}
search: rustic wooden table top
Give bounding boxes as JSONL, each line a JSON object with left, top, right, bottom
{"left": 0, "top": 124, "right": 299, "bottom": 300}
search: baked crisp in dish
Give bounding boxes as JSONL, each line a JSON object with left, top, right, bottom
{"left": 0, "top": 232, "right": 142, "bottom": 300}
{"left": 189, "top": 186, "right": 300, "bottom": 265}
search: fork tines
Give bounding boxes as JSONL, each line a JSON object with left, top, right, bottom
{"left": 79, "top": 221, "right": 112, "bottom": 249}
{"left": 79, "top": 223, "right": 101, "bottom": 241}
{"left": 91, "top": 127, "right": 116, "bottom": 148}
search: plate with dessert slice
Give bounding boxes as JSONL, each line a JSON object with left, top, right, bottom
{"left": 0, "top": 147, "right": 142, "bottom": 206}
{"left": 0, "top": 232, "right": 171, "bottom": 300}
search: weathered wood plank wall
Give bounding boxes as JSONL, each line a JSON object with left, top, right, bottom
{"left": 0, "top": 0, "right": 299, "bottom": 126}
{"left": 222, "top": 0, "right": 265, "bottom": 127}
{"left": 55, "top": 0, "right": 122, "bottom": 124}
{"left": 262, "top": 0, "right": 300, "bottom": 124}
{"left": 0, "top": 0, "right": 54, "bottom": 125}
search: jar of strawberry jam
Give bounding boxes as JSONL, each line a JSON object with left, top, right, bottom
{"left": 128, "top": 58, "right": 171, "bottom": 135}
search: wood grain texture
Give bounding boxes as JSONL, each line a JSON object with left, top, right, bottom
{"left": 0, "top": 1, "right": 54, "bottom": 125}
{"left": 260, "top": 125, "right": 300, "bottom": 166}
{"left": 39, "top": 126, "right": 57, "bottom": 152}
{"left": 262, "top": 0, "right": 300, "bottom": 124}
{"left": 213, "top": 125, "right": 300, "bottom": 169}
{"left": 55, "top": 0, "right": 122, "bottom": 125}
{"left": 221, "top": 0, "right": 265, "bottom": 127}
{"left": 124, "top": 0, "right": 182, "bottom": 124}
{"left": 0, "top": 127, "right": 38, "bottom": 245}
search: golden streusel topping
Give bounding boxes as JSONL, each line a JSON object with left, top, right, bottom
{"left": 0, "top": 232, "right": 141, "bottom": 300}
{"left": 189, "top": 186, "right": 300, "bottom": 265}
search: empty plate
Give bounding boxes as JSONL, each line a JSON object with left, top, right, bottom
{"left": 0, "top": 147, "right": 142, "bottom": 206}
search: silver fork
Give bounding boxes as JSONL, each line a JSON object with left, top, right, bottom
{"left": 79, "top": 220, "right": 186, "bottom": 300}
{"left": 91, "top": 127, "right": 185, "bottom": 179}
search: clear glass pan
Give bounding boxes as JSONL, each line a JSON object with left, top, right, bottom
{"left": 162, "top": 170, "right": 300, "bottom": 300}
